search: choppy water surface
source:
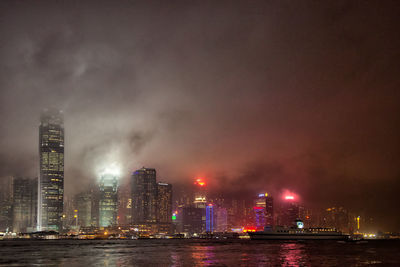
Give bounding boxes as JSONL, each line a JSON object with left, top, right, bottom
{"left": 0, "top": 239, "right": 399, "bottom": 266}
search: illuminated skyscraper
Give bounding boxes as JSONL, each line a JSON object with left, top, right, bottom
{"left": 157, "top": 183, "right": 172, "bottom": 223}
{"left": 117, "top": 182, "right": 131, "bottom": 226}
{"left": 253, "top": 206, "right": 265, "bottom": 230}
{"left": 193, "top": 178, "right": 207, "bottom": 232}
{"left": 265, "top": 195, "right": 274, "bottom": 227}
{"left": 215, "top": 207, "right": 228, "bottom": 232}
{"left": 0, "top": 176, "right": 14, "bottom": 231}
{"left": 131, "top": 168, "right": 157, "bottom": 224}
{"left": 254, "top": 193, "right": 274, "bottom": 230}
{"left": 38, "top": 109, "right": 64, "bottom": 231}
{"left": 182, "top": 206, "right": 203, "bottom": 235}
{"left": 75, "top": 192, "right": 93, "bottom": 227}
{"left": 279, "top": 195, "right": 300, "bottom": 227}
{"left": 157, "top": 182, "right": 172, "bottom": 233}
{"left": 12, "top": 177, "right": 37, "bottom": 233}
{"left": 193, "top": 178, "right": 207, "bottom": 208}
{"left": 205, "top": 204, "right": 214, "bottom": 232}
{"left": 99, "top": 174, "right": 118, "bottom": 227}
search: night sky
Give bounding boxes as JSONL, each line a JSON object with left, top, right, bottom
{"left": 0, "top": 1, "right": 399, "bottom": 230}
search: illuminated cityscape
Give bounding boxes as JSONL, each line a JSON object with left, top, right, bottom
{"left": 0, "top": 0, "right": 399, "bottom": 265}
{"left": 0, "top": 113, "right": 396, "bottom": 239}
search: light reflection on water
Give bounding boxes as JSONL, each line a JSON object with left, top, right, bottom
{"left": 191, "top": 245, "right": 216, "bottom": 266}
{"left": 0, "top": 239, "right": 398, "bottom": 266}
{"left": 279, "top": 242, "right": 306, "bottom": 267}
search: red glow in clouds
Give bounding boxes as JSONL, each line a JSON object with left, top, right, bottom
{"left": 282, "top": 190, "right": 299, "bottom": 201}
{"left": 194, "top": 178, "right": 206, "bottom": 187}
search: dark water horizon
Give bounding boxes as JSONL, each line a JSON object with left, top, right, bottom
{"left": 0, "top": 239, "right": 399, "bottom": 266}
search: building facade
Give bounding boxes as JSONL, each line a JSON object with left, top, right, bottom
{"left": 12, "top": 177, "right": 37, "bottom": 233}
{"left": 99, "top": 174, "right": 118, "bottom": 227}
{"left": 215, "top": 207, "right": 228, "bottom": 232}
{"left": 75, "top": 192, "right": 93, "bottom": 227}
{"left": 0, "top": 176, "right": 14, "bottom": 232}
{"left": 279, "top": 199, "right": 300, "bottom": 227}
{"left": 38, "top": 109, "right": 64, "bottom": 231}
{"left": 205, "top": 204, "right": 214, "bottom": 232}
{"left": 131, "top": 168, "right": 157, "bottom": 224}
{"left": 157, "top": 182, "right": 172, "bottom": 223}
{"left": 182, "top": 206, "right": 203, "bottom": 235}
{"left": 157, "top": 182, "right": 172, "bottom": 233}
{"left": 265, "top": 195, "right": 274, "bottom": 227}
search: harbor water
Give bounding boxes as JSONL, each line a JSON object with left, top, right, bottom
{"left": 0, "top": 239, "right": 399, "bottom": 266}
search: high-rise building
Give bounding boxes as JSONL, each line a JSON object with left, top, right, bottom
{"left": 265, "top": 195, "right": 274, "bottom": 227}
{"left": 182, "top": 206, "right": 203, "bottom": 235}
{"left": 75, "top": 192, "right": 93, "bottom": 227}
{"left": 253, "top": 193, "right": 274, "bottom": 229}
{"left": 205, "top": 204, "right": 214, "bottom": 232}
{"left": 253, "top": 206, "right": 265, "bottom": 230}
{"left": 322, "top": 207, "right": 350, "bottom": 232}
{"left": 0, "top": 176, "right": 14, "bottom": 232}
{"left": 99, "top": 174, "right": 118, "bottom": 227}
{"left": 131, "top": 168, "right": 157, "bottom": 224}
{"left": 193, "top": 178, "right": 207, "bottom": 209}
{"left": 279, "top": 195, "right": 299, "bottom": 227}
{"left": 254, "top": 193, "right": 266, "bottom": 230}
{"left": 38, "top": 109, "right": 64, "bottom": 232}
{"left": 193, "top": 178, "right": 207, "bottom": 232}
{"left": 12, "top": 178, "right": 38, "bottom": 233}
{"left": 157, "top": 182, "right": 172, "bottom": 233}
{"left": 118, "top": 181, "right": 131, "bottom": 226}
{"left": 215, "top": 207, "right": 228, "bottom": 232}
{"left": 0, "top": 176, "right": 14, "bottom": 203}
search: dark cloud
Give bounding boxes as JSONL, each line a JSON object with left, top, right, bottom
{"left": 0, "top": 0, "right": 399, "bottom": 230}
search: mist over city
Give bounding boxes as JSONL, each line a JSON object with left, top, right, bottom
{"left": 0, "top": 2, "right": 400, "bottom": 264}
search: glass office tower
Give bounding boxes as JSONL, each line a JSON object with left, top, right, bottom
{"left": 99, "top": 174, "right": 118, "bottom": 227}
{"left": 38, "top": 109, "right": 64, "bottom": 231}
{"left": 131, "top": 168, "right": 157, "bottom": 224}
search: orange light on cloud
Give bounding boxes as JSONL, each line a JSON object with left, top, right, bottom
{"left": 194, "top": 178, "right": 206, "bottom": 187}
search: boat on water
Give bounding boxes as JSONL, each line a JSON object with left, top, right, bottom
{"left": 248, "top": 220, "right": 349, "bottom": 240}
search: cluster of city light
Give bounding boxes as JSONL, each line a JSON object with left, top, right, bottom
{"left": 364, "top": 234, "right": 376, "bottom": 238}
{"left": 172, "top": 211, "right": 178, "bottom": 221}
{"left": 194, "top": 178, "right": 206, "bottom": 187}
{"left": 243, "top": 226, "right": 257, "bottom": 232}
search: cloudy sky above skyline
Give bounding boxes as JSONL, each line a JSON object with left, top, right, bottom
{"left": 0, "top": 1, "right": 399, "bottom": 230}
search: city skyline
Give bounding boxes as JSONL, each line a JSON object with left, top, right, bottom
{"left": 0, "top": 0, "right": 399, "bottom": 233}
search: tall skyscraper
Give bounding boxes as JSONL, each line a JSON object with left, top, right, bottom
{"left": 205, "top": 204, "right": 214, "bottom": 232}
{"left": 279, "top": 195, "right": 300, "bottom": 227}
{"left": 117, "top": 181, "right": 132, "bottom": 226}
{"left": 254, "top": 193, "right": 267, "bottom": 230}
{"left": 75, "top": 192, "right": 93, "bottom": 227}
{"left": 157, "top": 182, "right": 172, "bottom": 233}
{"left": 157, "top": 183, "right": 172, "bottom": 223}
{"left": 99, "top": 174, "right": 118, "bottom": 227}
{"left": 0, "top": 176, "right": 14, "bottom": 232}
{"left": 215, "top": 207, "right": 228, "bottom": 232}
{"left": 182, "top": 206, "right": 203, "bottom": 235}
{"left": 38, "top": 109, "right": 64, "bottom": 232}
{"left": 193, "top": 178, "right": 207, "bottom": 232}
{"left": 12, "top": 177, "right": 38, "bottom": 233}
{"left": 193, "top": 178, "right": 207, "bottom": 209}
{"left": 265, "top": 195, "right": 274, "bottom": 227}
{"left": 131, "top": 168, "right": 157, "bottom": 224}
